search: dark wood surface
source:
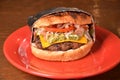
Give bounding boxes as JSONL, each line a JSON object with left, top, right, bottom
{"left": 0, "top": 0, "right": 120, "bottom": 80}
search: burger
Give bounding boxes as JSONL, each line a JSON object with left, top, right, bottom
{"left": 28, "top": 7, "right": 95, "bottom": 61}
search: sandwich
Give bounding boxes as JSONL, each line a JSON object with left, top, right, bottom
{"left": 28, "top": 7, "right": 95, "bottom": 61}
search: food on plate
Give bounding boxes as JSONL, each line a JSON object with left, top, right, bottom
{"left": 28, "top": 7, "right": 95, "bottom": 61}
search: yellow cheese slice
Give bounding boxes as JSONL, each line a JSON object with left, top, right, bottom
{"left": 40, "top": 35, "right": 87, "bottom": 48}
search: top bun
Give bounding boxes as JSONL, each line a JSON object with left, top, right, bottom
{"left": 28, "top": 7, "right": 94, "bottom": 27}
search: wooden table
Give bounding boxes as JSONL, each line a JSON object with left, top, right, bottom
{"left": 0, "top": 0, "right": 120, "bottom": 80}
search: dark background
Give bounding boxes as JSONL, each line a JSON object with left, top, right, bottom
{"left": 0, "top": 0, "right": 120, "bottom": 80}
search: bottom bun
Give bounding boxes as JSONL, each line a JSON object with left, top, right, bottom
{"left": 31, "top": 41, "right": 94, "bottom": 61}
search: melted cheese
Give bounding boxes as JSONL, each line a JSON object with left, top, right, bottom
{"left": 40, "top": 35, "right": 87, "bottom": 48}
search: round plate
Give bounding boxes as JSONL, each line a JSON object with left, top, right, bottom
{"left": 3, "top": 25, "right": 120, "bottom": 79}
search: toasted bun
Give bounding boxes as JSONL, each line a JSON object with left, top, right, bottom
{"left": 31, "top": 41, "right": 94, "bottom": 61}
{"left": 33, "top": 12, "right": 93, "bottom": 28}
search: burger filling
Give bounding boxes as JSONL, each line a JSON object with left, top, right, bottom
{"left": 32, "top": 23, "right": 93, "bottom": 51}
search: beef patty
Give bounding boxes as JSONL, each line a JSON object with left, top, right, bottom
{"left": 33, "top": 35, "right": 83, "bottom": 51}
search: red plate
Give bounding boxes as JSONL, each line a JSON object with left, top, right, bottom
{"left": 3, "top": 25, "right": 120, "bottom": 79}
